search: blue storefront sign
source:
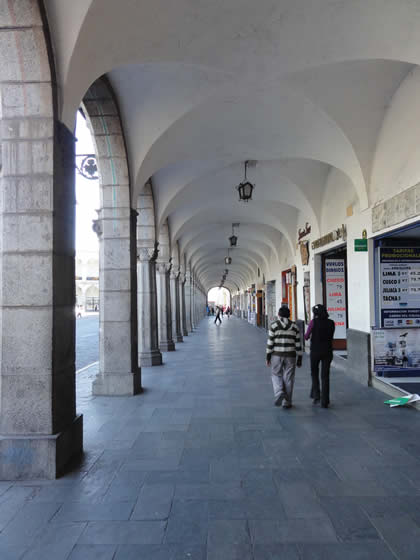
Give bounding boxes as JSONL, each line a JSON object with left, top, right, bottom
{"left": 379, "top": 247, "right": 420, "bottom": 328}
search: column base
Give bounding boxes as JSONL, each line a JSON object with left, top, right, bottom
{"left": 160, "top": 340, "right": 176, "bottom": 352}
{"left": 176, "top": 334, "right": 184, "bottom": 343}
{"left": 140, "top": 350, "right": 163, "bottom": 367}
{"left": 0, "top": 415, "right": 83, "bottom": 480}
{"left": 182, "top": 330, "right": 188, "bottom": 337}
{"left": 92, "top": 371, "right": 141, "bottom": 396}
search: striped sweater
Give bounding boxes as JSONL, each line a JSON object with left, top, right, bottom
{"left": 266, "top": 318, "right": 302, "bottom": 359}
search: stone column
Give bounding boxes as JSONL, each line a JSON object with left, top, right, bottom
{"left": 191, "top": 278, "right": 196, "bottom": 329}
{"left": 156, "top": 262, "right": 175, "bottom": 351}
{"left": 138, "top": 246, "right": 162, "bottom": 366}
{"left": 92, "top": 207, "right": 141, "bottom": 396}
{"left": 180, "top": 273, "right": 188, "bottom": 337}
{"left": 185, "top": 270, "right": 192, "bottom": 332}
{"left": 170, "top": 270, "right": 184, "bottom": 342}
{"left": 0, "top": 118, "right": 83, "bottom": 479}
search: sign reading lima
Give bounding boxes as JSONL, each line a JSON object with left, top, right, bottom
{"left": 75, "top": 276, "right": 99, "bottom": 281}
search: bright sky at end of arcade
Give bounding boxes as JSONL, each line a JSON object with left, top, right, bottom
{"left": 75, "top": 111, "right": 99, "bottom": 253}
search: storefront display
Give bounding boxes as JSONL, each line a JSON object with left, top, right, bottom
{"left": 379, "top": 247, "right": 420, "bottom": 328}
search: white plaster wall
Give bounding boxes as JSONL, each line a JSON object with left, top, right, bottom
{"left": 370, "top": 66, "right": 420, "bottom": 206}
{"left": 321, "top": 168, "right": 359, "bottom": 234}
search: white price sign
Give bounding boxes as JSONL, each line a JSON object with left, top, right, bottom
{"left": 325, "top": 259, "right": 347, "bottom": 339}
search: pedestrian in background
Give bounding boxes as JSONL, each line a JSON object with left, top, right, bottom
{"left": 305, "top": 304, "right": 335, "bottom": 408}
{"left": 214, "top": 306, "right": 222, "bottom": 325}
{"left": 266, "top": 305, "right": 302, "bottom": 408}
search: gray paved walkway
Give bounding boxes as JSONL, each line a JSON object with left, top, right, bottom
{"left": 2, "top": 317, "right": 420, "bottom": 559}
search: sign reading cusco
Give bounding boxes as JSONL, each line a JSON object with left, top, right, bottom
{"left": 325, "top": 258, "right": 347, "bottom": 339}
{"left": 380, "top": 247, "right": 420, "bottom": 328}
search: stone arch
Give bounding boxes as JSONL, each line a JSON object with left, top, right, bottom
{"left": 0, "top": 0, "right": 82, "bottom": 479}
{"left": 81, "top": 76, "right": 140, "bottom": 395}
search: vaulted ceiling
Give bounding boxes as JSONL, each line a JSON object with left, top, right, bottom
{"left": 45, "top": 0, "right": 420, "bottom": 291}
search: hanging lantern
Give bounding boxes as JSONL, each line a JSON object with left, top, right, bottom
{"left": 229, "top": 234, "right": 238, "bottom": 247}
{"left": 236, "top": 161, "right": 254, "bottom": 202}
{"left": 225, "top": 256, "right": 232, "bottom": 265}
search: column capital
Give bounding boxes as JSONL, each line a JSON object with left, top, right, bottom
{"left": 156, "top": 261, "right": 170, "bottom": 274}
{"left": 170, "top": 268, "right": 180, "bottom": 280}
{"left": 137, "top": 246, "right": 158, "bottom": 263}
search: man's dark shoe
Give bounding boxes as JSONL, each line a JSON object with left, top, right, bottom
{"left": 313, "top": 398, "right": 320, "bottom": 405}
{"left": 283, "top": 403, "right": 292, "bottom": 409}
{"left": 274, "top": 395, "right": 284, "bottom": 407}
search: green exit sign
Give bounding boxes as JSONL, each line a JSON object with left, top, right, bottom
{"left": 354, "top": 238, "right": 368, "bottom": 252}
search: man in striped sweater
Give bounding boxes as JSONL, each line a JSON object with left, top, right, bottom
{"left": 266, "top": 305, "right": 302, "bottom": 408}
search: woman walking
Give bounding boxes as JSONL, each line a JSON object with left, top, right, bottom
{"left": 305, "top": 304, "right": 335, "bottom": 408}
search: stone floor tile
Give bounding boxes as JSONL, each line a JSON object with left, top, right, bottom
{"left": 164, "top": 500, "right": 209, "bottom": 545}
{"left": 208, "top": 499, "right": 248, "bottom": 520}
{"left": 114, "top": 544, "right": 206, "bottom": 559}
{"left": 370, "top": 514, "right": 420, "bottom": 559}
{"left": 297, "top": 542, "right": 397, "bottom": 560}
{"left": 174, "top": 482, "right": 244, "bottom": 500}
{"left": 207, "top": 542, "right": 253, "bottom": 560}
{"left": 321, "top": 498, "right": 380, "bottom": 542}
{"left": 208, "top": 519, "right": 250, "bottom": 545}
{"left": 68, "top": 544, "right": 118, "bottom": 560}
{"left": 249, "top": 518, "right": 338, "bottom": 544}
{"left": 77, "top": 521, "right": 166, "bottom": 545}
{"left": 0, "top": 486, "right": 39, "bottom": 531}
{"left": 131, "top": 484, "right": 174, "bottom": 520}
{"left": 0, "top": 545, "right": 27, "bottom": 560}
{"left": 52, "top": 502, "right": 134, "bottom": 522}
{"left": 276, "top": 482, "right": 327, "bottom": 519}
{"left": 253, "top": 543, "right": 300, "bottom": 560}
{"left": 0, "top": 501, "right": 62, "bottom": 545}
{"left": 145, "top": 470, "right": 209, "bottom": 485}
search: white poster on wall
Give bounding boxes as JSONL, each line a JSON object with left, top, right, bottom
{"left": 372, "top": 328, "right": 420, "bottom": 371}
{"left": 325, "top": 258, "right": 347, "bottom": 339}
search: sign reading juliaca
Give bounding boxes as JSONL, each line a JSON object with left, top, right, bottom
{"left": 379, "top": 247, "right": 420, "bottom": 328}
{"left": 325, "top": 258, "right": 347, "bottom": 339}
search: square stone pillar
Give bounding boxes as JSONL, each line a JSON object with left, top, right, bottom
{"left": 185, "top": 270, "right": 193, "bottom": 332}
{"left": 170, "top": 270, "right": 183, "bottom": 343}
{"left": 180, "top": 273, "right": 188, "bottom": 337}
{"left": 0, "top": 121, "right": 82, "bottom": 479}
{"left": 92, "top": 206, "right": 141, "bottom": 396}
{"left": 138, "top": 246, "right": 162, "bottom": 366}
{"left": 156, "top": 262, "right": 175, "bottom": 351}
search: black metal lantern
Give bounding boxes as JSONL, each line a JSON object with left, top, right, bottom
{"left": 224, "top": 256, "right": 232, "bottom": 265}
{"left": 229, "top": 234, "right": 238, "bottom": 247}
{"left": 237, "top": 161, "right": 254, "bottom": 202}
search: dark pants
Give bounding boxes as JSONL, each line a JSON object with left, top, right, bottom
{"left": 215, "top": 315, "right": 222, "bottom": 324}
{"left": 310, "top": 352, "right": 332, "bottom": 406}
